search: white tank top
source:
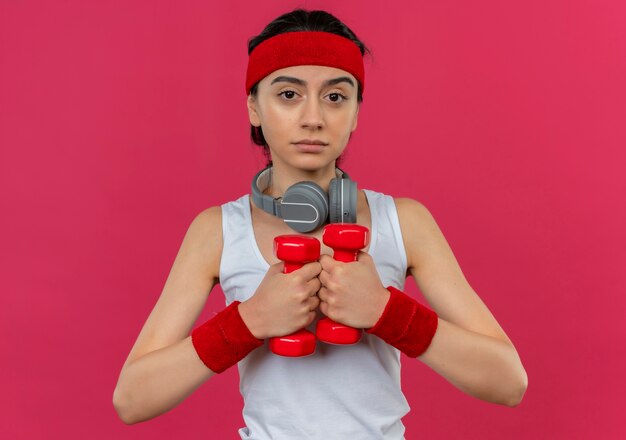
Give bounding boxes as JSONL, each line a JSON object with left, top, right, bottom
{"left": 219, "top": 189, "right": 410, "bottom": 439}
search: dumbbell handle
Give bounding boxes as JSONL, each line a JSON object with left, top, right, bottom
{"left": 283, "top": 261, "right": 304, "bottom": 273}
{"left": 332, "top": 249, "right": 359, "bottom": 263}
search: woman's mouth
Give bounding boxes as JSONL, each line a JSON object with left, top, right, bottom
{"left": 292, "top": 140, "right": 328, "bottom": 153}
{"left": 292, "top": 143, "right": 327, "bottom": 153}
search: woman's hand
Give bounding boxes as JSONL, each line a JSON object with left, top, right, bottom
{"left": 317, "top": 251, "right": 390, "bottom": 329}
{"left": 239, "top": 261, "right": 322, "bottom": 339}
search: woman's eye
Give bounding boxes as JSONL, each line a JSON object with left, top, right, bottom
{"left": 278, "top": 90, "right": 297, "bottom": 100}
{"left": 327, "top": 93, "right": 347, "bottom": 103}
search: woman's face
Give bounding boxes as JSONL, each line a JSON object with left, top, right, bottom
{"left": 247, "top": 65, "right": 360, "bottom": 171}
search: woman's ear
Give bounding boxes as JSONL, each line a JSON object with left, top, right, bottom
{"left": 247, "top": 94, "right": 261, "bottom": 127}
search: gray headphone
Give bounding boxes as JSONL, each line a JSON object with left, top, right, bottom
{"left": 251, "top": 165, "right": 358, "bottom": 233}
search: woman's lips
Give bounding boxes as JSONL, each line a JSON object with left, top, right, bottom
{"left": 293, "top": 143, "right": 327, "bottom": 153}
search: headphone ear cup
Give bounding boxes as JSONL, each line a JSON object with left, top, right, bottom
{"left": 282, "top": 182, "right": 329, "bottom": 233}
{"left": 329, "top": 178, "right": 358, "bottom": 223}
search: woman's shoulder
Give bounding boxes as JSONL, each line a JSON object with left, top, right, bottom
{"left": 393, "top": 197, "right": 438, "bottom": 234}
{"left": 184, "top": 193, "right": 250, "bottom": 282}
{"left": 191, "top": 193, "right": 247, "bottom": 231}
{"left": 193, "top": 205, "right": 223, "bottom": 227}
{"left": 362, "top": 190, "right": 433, "bottom": 229}
{"left": 392, "top": 196, "right": 431, "bottom": 218}
{"left": 191, "top": 205, "right": 224, "bottom": 247}
{"left": 388, "top": 195, "right": 441, "bottom": 272}
{"left": 183, "top": 206, "right": 224, "bottom": 282}
{"left": 363, "top": 189, "right": 430, "bottom": 217}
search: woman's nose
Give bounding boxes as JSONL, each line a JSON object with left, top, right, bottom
{"left": 300, "top": 98, "right": 325, "bottom": 129}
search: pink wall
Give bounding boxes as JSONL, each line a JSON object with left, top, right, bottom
{"left": 2, "top": 0, "right": 625, "bottom": 438}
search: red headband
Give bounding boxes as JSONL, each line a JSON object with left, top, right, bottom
{"left": 245, "top": 31, "right": 365, "bottom": 95}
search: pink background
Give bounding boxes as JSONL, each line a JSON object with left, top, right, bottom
{"left": 2, "top": 0, "right": 625, "bottom": 438}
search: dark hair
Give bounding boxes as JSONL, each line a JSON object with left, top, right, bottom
{"left": 247, "top": 9, "right": 370, "bottom": 167}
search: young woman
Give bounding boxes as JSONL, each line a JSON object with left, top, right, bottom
{"left": 113, "top": 9, "right": 527, "bottom": 438}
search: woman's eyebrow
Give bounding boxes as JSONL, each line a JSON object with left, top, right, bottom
{"left": 270, "top": 75, "right": 355, "bottom": 88}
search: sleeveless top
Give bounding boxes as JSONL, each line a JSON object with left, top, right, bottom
{"left": 219, "top": 189, "right": 410, "bottom": 439}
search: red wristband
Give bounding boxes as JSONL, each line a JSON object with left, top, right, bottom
{"left": 366, "top": 286, "right": 439, "bottom": 358}
{"left": 191, "top": 301, "right": 264, "bottom": 373}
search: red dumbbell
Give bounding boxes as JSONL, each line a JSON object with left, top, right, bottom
{"left": 269, "top": 235, "right": 321, "bottom": 357}
{"left": 316, "top": 223, "right": 370, "bottom": 345}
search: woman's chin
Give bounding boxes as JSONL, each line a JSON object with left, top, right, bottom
{"left": 290, "top": 157, "right": 338, "bottom": 172}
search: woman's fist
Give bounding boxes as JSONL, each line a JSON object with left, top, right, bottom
{"left": 317, "top": 251, "right": 390, "bottom": 329}
{"left": 239, "top": 261, "right": 322, "bottom": 339}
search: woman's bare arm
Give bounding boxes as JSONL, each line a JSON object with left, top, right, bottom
{"left": 395, "top": 198, "right": 528, "bottom": 406}
{"left": 112, "top": 206, "right": 223, "bottom": 424}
